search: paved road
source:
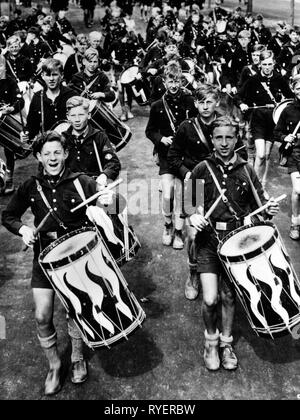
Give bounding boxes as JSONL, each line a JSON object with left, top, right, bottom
{"left": 0, "top": 2, "right": 299, "bottom": 401}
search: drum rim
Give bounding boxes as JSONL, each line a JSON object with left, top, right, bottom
{"left": 39, "top": 227, "right": 98, "bottom": 270}
{"left": 120, "top": 65, "right": 139, "bottom": 85}
{"left": 218, "top": 221, "right": 278, "bottom": 263}
{"left": 273, "top": 99, "right": 293, "bottom": 124}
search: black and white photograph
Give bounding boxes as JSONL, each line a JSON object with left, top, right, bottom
{"left": 0, "top": 0, "right": 299, "bottom": 403}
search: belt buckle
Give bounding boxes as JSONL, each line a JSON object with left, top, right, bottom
{"left": 46, "top": 232, "right": 58, "bottom": 240}
{"left": 215, "top": 222, "right": 227, "bottom": 231}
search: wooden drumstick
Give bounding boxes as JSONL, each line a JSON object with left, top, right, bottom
{"left": 190, "top": 189, "right": 226, "bottom": 230}
{"left": 23, "top": 210, "right": 52, "bottom": 251}
{"left": 17, "top": 94, "right": 25, "bottom": 131}
{"left": 246, "top": 194, "right": 287, "bottom": 219}
{"left": 40, "top": 88, "right": 45, "bottom": 136}
{"left": 71, "top": 178, "right": 123, "bottom": 213}
{"left": 93, "top": 140, "right": 103, "bottom": 173}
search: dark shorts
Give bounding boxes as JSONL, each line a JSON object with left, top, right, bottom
{"left": 287, "top": 151, "right": 300, "bottom": 174}
{"left": 251, "top": 108, "right": 275, "bottom": 142}
{"left": 158, "top": 155, "right": 175, "bottom": 176}
{"left": 31, "top": 258, "right": 53, "bottom": 289}
{"left": 195, "top": 229, "right": 235, "bottom": 292}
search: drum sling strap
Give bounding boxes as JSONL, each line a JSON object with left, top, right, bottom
{"left": 260, "top": 81, "right": 276, "bottom": 105}
{"left": 162, "top": 94, "right": 176, "bottom": 135}
{"left": 204, "top": 160, "right": 240, "bottom": 221}
{"left": 72, "top": 178, "right": 128, "bottom": 257}
{"left": 36, "top": 179, "right": 68, "bottom": 231}
{"left": 193, "top": 118, "right": 211, "bottom": 152}
{"left": 74, "top": 53, "right": 82, "bottom": 73}
{"left": 6, "top": 59, "right": 19, "bottom": 83}
{"left": 80, "top": 74, "right": 100, "bottom": 97}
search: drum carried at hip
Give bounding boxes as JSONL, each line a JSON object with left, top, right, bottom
{"left": 39, "top": 227, "right": 145, "bottom": 349}
{"left": 52, "top": 99, "right": 132, "bottom": 152}
{"left": 119, "top": 65, "right": 150, "bottom": 106}
{"left": 218, "top": 221, "right": 300, "bottom": 338}
{"left": 0, "top": 112, "right": 31, "bottom": 159}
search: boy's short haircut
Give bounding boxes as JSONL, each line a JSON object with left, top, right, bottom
{"left": 289, "top": 73, "right": 300, "bottom": 89}
{"left": 238, "top": 30, "right": 251, "bottom": 39}
{"left": 66, "top": 96, "right": 90, "bottom": 112}
{"left": 251, "top": 43, "right": 266, "bottom": 53}
{"left": 163, "top": 60, "right": 182, "bottom": 79}
{"left": 76, "top": 33, "right": 89, "bottom": 45}
{"left": 32, "top": 131, "right": 68, "bottom": 157}
{"left": 41, "top": 58, "right": 64, "bottom": 75}
{"left": 259, "top": 49, "right": 274, "bottom": 62}
{"left": 7, "top": 35, "right": 20, "bottom": 46}
{"left": 211, "top": 115, "right": 239, "bottom": 134}
{"left": 84, "top": 47, "right": 99, "bottom": 62}
{"left": 194, "top": 83, "right": 221, "bottom": 102}
{"left": 89, "top": 31, "right": 102, "bottom": 41}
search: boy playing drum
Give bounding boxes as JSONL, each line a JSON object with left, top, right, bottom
{"left": 2, "top": 132, "right": 115, "bottom": 395}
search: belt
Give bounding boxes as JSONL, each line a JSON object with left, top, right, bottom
{"left": 212, "top": 220, "right": 242, "bottom": 231}
{"left": 39, "top": 231, "right": 58, "bottom": 240}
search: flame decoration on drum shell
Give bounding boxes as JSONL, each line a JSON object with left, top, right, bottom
{"left": 246, "top": 262, "right": 291, "bottom": 330}
{"left": 231, "top": 266, "right": 268, "bottom": 330}
{"left": 63, "top": 273, "right": 115, "bottom": 336}
{"left": 50, "top": 274, "right": 96, "bottom": 339}
{"left": 280, "top": 248, "right": 300, "bottom": 307}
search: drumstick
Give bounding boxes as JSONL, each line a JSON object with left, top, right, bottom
{"left": 40, "top": 88, "right": 45, "bottom": 136}
{"left": 16, "top": 94, "right": 25, "bottom": 131}
{"left": 247, "top": 104, "right": 274, "bottom": 110}
{"left": 246, "top": 194, "right": 287, "bottom": 219}
{"left": 23, "top": 210, "right": 52, "bottom": 251}
{"left": 71, "top": 178, "right": 123, "bottom": 213}
{"left": 204, "top": 189, "right": 227, "bottom": 219}
{"left": 93, "top": 140, "right": 103, "bottom": 173}
{"left": 190, "top": 189, "right": 226, "bottom": 230}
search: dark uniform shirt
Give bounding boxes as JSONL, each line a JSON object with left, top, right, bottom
{"left": 27, "top": 39, "right": 52, "bottom": 71}
{"left": 26, "top": 85, "right": 76, "bottom": 140}
{"left": 145, "top": 89, "right": 197, "bottom": 158}
{"left": 0, "top": 76, "right": 24, "bottom": 113}
{"left": 251, "top": 25, "right": 272, "bottom": 46}
{"left": 1, "top": 167, "right": 98, "bottom": 258}
{"left": 4, "top": 53, "right": 34, "bottom": 82}
{"left": 64, "top": 53, "right": 84, "bottom": 84}
{"left": 184, "top": 153, "right": 268, "bottom": 224}
{"left": 168, "top": 113, "right": 248, "bottom": 179}
{"left": 64, "top": 124, "right": 121, "bottom": 180}
{"left": 68, "top": 70, "right": 115, "bottom": 103}
{"left": 236, "top": 72, "right": 292, "bottom": 107}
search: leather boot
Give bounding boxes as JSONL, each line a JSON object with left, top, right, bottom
{"left": 203, "top": 329, "right": 220, "bottom": 371}
{"left": 68, "top": 319, "right": 88, "bottom": 384}
{"left": 185, "top": 271, "right": 199, "bottom": 300}
{"left": 120, "top": 106, "right": 128, "bottom": 121}
{"left": 39, "top": 332, "right": 62, "bottom": 396}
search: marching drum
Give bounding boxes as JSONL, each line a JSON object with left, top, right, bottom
{"left": 218, "top": 222, "right": 300, "bottom": 338}
{"left": 0, "top": 113, "right": 31, "bottom": 159}
{"left": 89, "top": 100, "right": 132, "bottom": 152}
{"left": 96, "top": 212, "right": 141, "bottom": 267}
{"left": 273, "top": 99, "right": 293, "bottom": 124}
{"left": 52, "top": 100, "right": 132, "bottom": 152}
{"left": 120, "top": 65, "right": 150, "bottom": 106}
{"left": 39, "top": 227, "right": 146, "bottom": 348}
{"left": 0, "top": 158, "right": 6, "bottom": 190}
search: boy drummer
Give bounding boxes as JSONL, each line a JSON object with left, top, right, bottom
{"left": 184, "top": 115, "right": 279, "bottom": 371}
{"left": 2, "top": 132, "right": 115, "bottom": 396}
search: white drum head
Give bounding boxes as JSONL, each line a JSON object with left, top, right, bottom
{"left": 53, "top": 52, "right": 68, "bottom": 67}
{"left": 219, "top": 225, "right": 274, "bottom": 257}
{"left": 273, "top": 99, "right": 293, "bottom": 124}
{"left": 53, "top": 121, "right": 71, "bottom": 134}
{"left": 43, "top": 230, "right": 96, "bottom": 263}
{"left": 120, "top": 66, "right": 139, "bottom": 84}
